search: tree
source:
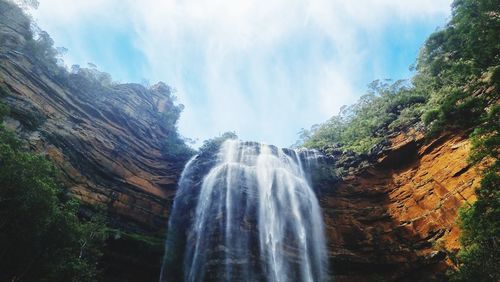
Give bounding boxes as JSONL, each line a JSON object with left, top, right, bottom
{"left": 0, "top": 103, "right": 107, "bottom": 282}
{"left": 451, "top": 171, "right": 500, "bottom": 282}
{"left": 450, "top": 105, "right": 499, "bottom": 281}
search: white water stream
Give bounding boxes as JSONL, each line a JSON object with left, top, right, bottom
{"left": 161, "top": 140, "right": 327, "bottom": 282}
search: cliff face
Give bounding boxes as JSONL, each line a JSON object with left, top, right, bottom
{"left": 0, "top": 3, "right": 193, "bottom": 279}
{"left": 0, "top": 55, "right": 185, "bottom": 232}
{"left": 320, "top": 129, "right": 482, "bottom": 281}
{"left": 0, "top": 2, "right": 187, "bottom": 233}
{"left": 0, "top": 2, "right": 484, "bottom": 281}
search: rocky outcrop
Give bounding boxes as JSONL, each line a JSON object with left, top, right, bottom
{"left": 0, "top": 1, "right": 189, "bottom": 233}
{"left": 320, "top": 130, "right": 482, "bottom": 281}
{"left": 0, "top": 54, "right": 186, "bottom": 232}
{"left": 0, "top": 2, "right": 192, "bottom": 280}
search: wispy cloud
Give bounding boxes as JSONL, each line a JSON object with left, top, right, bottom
{"left": 32, "top": 0, "right": 452, "bottom": 147}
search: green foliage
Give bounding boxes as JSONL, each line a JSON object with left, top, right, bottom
{"left": 149, "top": 84, "right": 195, "bottom": 160}
{"left": 68, "top": 64, "right": 114, "bottom": 89}
{"left": 450, "top": 171, "right": 500, "bottom": 282}
{"left": 199, "top": 131, "right": 238, "bottom": 155}
{"left": 107, "top": 229, "right": 165, "bottom": 260}
{"left": 407, "top": 0, "right": 500, "bottom": 279}
{"left": 0, "top": 104, "right": 107, "bottom": 281}
{"left": 299, "top": 3, "right": 499, "bottom": 279}
{"left": 0, "top": 101, "right": 9, "bottom": 119}
{"left": 3, "top": 0, "right": 193, "bottom": 163}
{"left": 161, "top": 137, "right": 195, "bottom": 161}
{"left": 450, "top": 98, "right": 499, "bottom": 281}
{"left": 100, "top": 229, "right": 166, "bottom": 282}
{"left": 416, "top": 0, "right": 499, "bottom": 134}
{"left": 469, "top": 104, "right": 500, "bottom": 164}
{"left": 66, "top": 66, "right": 194, "bottom": 163}
{"left": 22, "top": 30, "right": 66, "bottom": 76}
{"left": 8, "top": 106, "right": 46, "bottom": 130}
{"left": 424, "top": 87, "right": 488, "bottom": 136}
{"left": 301, "top": 0, "right": 499, "bottom": 155}
{"left": 440, "top": 3, "right": 500, "bottom": 279}
{"left": 417, "top": 0, "right": 499, "bottom": 80}
{"left": 0, "top": 84, "right": 11, "bottom": 97}
{"left": 422, "top": 108, "right": 440, "bottom": 125}
{"left": 302, "top": 80, "right": 427, "bottom": 153}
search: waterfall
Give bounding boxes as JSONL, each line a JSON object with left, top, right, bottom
{"left": 161, "top": 139, "right": 327, "bottom": 282}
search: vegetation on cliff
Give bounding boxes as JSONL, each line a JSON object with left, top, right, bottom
{"left": 198, "top": 131, "right": 238, "bottom": 156}
{"left": 1, "top": 0, "right": 497, "bottom": 280}
{"left": 300, "top": 0, "right": 499, "bottom": 279}
{"left": 1, "top": 0, "right": 194, "bottom": 162}
{"left": 452, "top": 101, "right": 499, "bottom": 281}
{"left": 298, "top": 79, "right": 427, "bottom": 152}
{"left": 0, "top": 1, "right": 194, "bottom": 281}
{"left": 300, "top": 0, "right": 498, "bottom": 154}
{"left": 0, "top": 101, "right": 107, "bottom": 281}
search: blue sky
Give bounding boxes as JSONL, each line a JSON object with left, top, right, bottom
{"left": 30, "top": 0, "right": 452, "bottom": 147}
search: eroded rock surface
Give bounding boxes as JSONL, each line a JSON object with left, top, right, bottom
{"left": 0, "top": 2, "right": 484, "bottom": 281}
{"left": 320, "top": 131, "right": 482, "bottom": 281}
{"left": 0, "top": 1, "right": 188, "bottom": 233}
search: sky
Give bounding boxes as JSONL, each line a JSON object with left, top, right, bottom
{"left": 29, "top": 0, "right": 453, "bottom": 148}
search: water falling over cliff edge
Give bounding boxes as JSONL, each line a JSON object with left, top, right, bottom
{"left": 160, "top": 139, "right": 328, "bottom": 282}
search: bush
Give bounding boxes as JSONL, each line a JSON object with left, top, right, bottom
{"left": 0, "top": 103, "right": 107, "bottom": 282}
{"left": 451, "top": 171, "right": 500, "bottom": 282}
{"left": 198, "top": 132, "right": 238, "bottom": 156}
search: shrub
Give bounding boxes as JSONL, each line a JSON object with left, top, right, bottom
{"left": 0, "top": 103, "right": 107, "bottom": 282}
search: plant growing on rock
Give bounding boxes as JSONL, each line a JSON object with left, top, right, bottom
{"left": 0, "top": 103, "right": 107, "bottom": 282}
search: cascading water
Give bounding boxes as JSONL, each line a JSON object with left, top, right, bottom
{"left": 161, "top": 139, "right": 328, "bottom": 282}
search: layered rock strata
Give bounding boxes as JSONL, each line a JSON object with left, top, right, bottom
{"left": 321, "top": 130, "right": 481, "bottom": 281}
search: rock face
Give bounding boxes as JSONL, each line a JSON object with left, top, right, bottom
{"left": 0, "top": 54, "right": 186, "bottom": 232}
{"left": 0, "top": 2, "right": 484, "bottom": 281}
{"left": 0, "top": 2, "right": 192, "bottom": 280}
{"left": 0, "top": 1, "right": 188, "bottom": 234}
{"left": 159, "top": 131, "right": 481, "bottom": 282}
{"left": 320, "top": 130, "right": 482, "bottom": 281}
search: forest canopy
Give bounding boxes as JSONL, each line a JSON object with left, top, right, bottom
{"left": 299, "top": 0, "right": 499, "bottom": 154}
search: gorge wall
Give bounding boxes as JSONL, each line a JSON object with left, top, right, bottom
{"left": 0, "top": 2, "right": 189, "bottom": 280}
{"left": 1, "top": 1, "right": 187, "bottom": 233}
{"left": 0, "top": 2, "right": 483, "bottom": 281}
{"left": 319, "top": 129, "right": 482, "bottom": 281}
{"left": 0, "top": 50, "right": 185, "bottom": 232}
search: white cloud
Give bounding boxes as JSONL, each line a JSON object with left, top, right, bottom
{"left": 32, "top": 0, "right": 452, "bottom": 147}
